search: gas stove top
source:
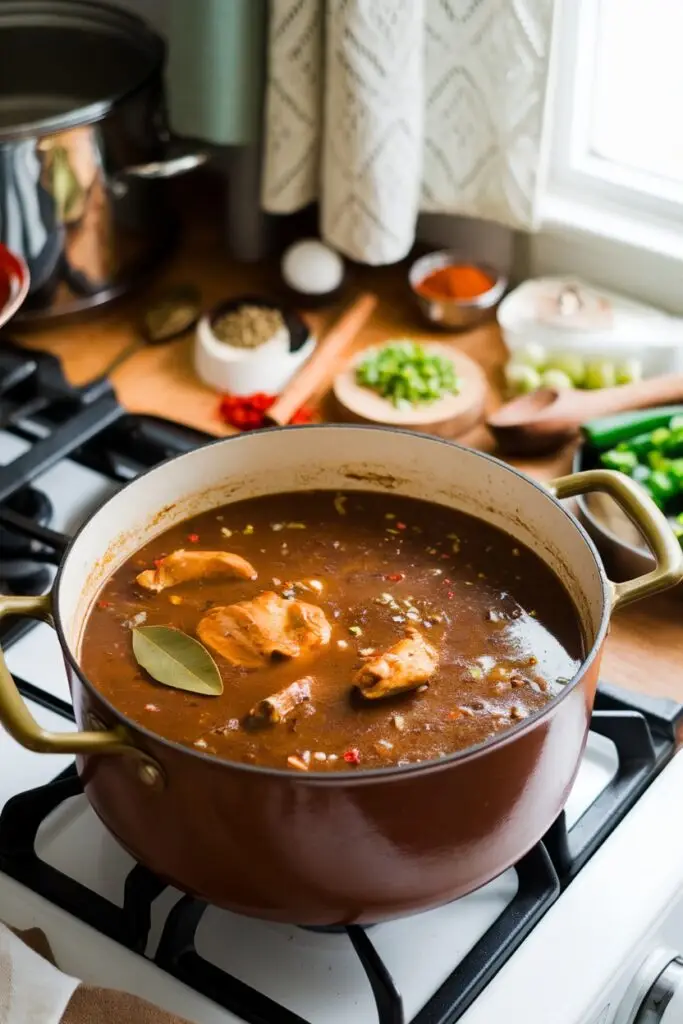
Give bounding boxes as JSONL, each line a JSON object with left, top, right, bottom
{"left": 1, "top": 337, "right": 683, "bottom": 1024}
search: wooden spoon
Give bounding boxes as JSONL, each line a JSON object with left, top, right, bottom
{"left": 266, "top": 292, "right": 377, "bottom": 426}
{"left": 488, "top": 373, "right": 683, "bottom": 455}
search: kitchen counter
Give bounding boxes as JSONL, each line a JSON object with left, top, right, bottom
{"left": 13, "top": 213, "right": 682, "bottom": 702}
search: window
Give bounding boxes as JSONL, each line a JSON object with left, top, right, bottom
{"left": 545, "top": 0, "right": 683, "bottom": 234}
{"left": 591, "top": 0, "right": 683, "bottom": 190}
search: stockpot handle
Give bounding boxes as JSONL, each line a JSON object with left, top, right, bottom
{"left": 547, "top": 469, "right": 683, "bottom": 610}
{"left": 0, "top": 592, "right": 133, "bottom": 756}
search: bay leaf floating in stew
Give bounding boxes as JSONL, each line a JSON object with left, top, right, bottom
{"left": 131, "top": 626, "right": 223, "bottom": 696}
{"left": 82, "top": 490, "right": 583, "bottom": 771}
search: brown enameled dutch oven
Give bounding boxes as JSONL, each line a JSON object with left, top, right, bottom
{"left": 0, "top": 426, "right": 681, "bottom": 925}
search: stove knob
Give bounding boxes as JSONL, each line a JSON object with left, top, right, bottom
{"left": 634, "top": 956, "right": 683, "bottom": 1024}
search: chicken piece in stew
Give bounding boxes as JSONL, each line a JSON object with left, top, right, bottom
{"left": 197, "top": 591, "right": 332, "bottom": 668}
{"left": 80, "top": 491, "right": 583, "bottom": 771}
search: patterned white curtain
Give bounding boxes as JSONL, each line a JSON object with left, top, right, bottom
{"left": 262, "top": 0, "right": 558, "bottom": 265}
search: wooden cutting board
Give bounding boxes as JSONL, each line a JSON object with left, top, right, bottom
{"left": 10, "top": 217, "right": 505, "bottom": 444}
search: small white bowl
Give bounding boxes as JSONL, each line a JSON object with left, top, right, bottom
{"left": 194, "top": 301, "right": 316, "bottom": 396}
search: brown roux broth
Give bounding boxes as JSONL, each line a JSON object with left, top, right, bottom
{"left": 79, "top": 491, "right": 583, "bottom": 771}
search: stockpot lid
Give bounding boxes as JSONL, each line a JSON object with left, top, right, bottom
{"left": 0, "top": 0, "right": 165, "bottom": 142}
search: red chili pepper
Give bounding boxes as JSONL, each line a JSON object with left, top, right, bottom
{"left": 219, "top": 394, "right": 264, "bottom": 430}
{"left": 250, "top": 392, "right": 276, "bottom": 412}
{"left": 218, "top": 392, "right": 315, "bottom": 431}
{"left": 96, "top": 600, "right": 111, "bottom": 609}
{"left": 289, "top": 405, "right": 315, "bottom": 425}
{"left": 447, "top": 591, "right": 454, "bottom": 599}
{"left": 395, "top": 522, "right": 407, "bottom": 530}
{"left": 187, "top": 533, "right": 200, "bottom": 543}
{"left": 343, "top": 748, "right": 361, "bottom": 765}
{"left": 386, "top": 572, "right": 405, "bottom": 582}
{"left": 230, "top": 405, "right": 249, "bottom": 427}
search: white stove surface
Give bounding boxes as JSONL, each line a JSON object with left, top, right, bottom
{"left": 1, "top": 430, "right": 683, "bottom": 1024}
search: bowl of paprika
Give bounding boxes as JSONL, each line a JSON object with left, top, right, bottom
{"left": 408, "top": 249, "right": 507, "bottom": 330}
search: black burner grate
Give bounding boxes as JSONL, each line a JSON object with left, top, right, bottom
{"left": 1, "top": 338, "right": 682, "bottom": 1023}
{"left": 0, "top": 336, "right": 211, "bottom": 612}
{"left": 546, "top": 685, "right": 683, "bottom": 883}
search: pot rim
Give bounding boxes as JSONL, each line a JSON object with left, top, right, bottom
{"left": 0, "top": 0, "right": 165, "bottom": 143}
{"left": 53, "top": 423, "right": 612, "bottom": 782}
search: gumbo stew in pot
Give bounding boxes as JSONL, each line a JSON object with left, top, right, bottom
{"left": 80, "top": 490, "right": 583, "bottom": 771}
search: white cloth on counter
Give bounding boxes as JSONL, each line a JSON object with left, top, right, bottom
{"left": 0, "top": 922, "right": 78, "bottom": 1024}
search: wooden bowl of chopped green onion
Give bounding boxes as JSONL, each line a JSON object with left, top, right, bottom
{"left": 332, "top": 340, "right": 487, "bottom": 437}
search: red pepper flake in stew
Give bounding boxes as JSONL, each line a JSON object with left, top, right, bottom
{"left": 343, "top": 748, "right": 361, "bottom": 765}
{"left": 395, "top": 522, "right": 407, "bottom": 530}
{"left": 386, "top": 572, "right": 405, "bottom": 582}
{"left": 96, "top": 600, "right": 111, "bottom": 609}
{"left": 187, "top": 533, "right": 200, "bottom": 543}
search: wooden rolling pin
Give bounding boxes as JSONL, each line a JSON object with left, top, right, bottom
{"left": 266, "top": 292, "right": 378, "bottom": 426}
{"left": 488, "top": 373, "right": 683, "bottom": 455}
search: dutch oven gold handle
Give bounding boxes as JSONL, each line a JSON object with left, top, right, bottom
{"left": 0, "top": 592, "right": 133, "bottom": 756}
{"left": 547, "top": 469, "right": 683, "bottom": 609}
